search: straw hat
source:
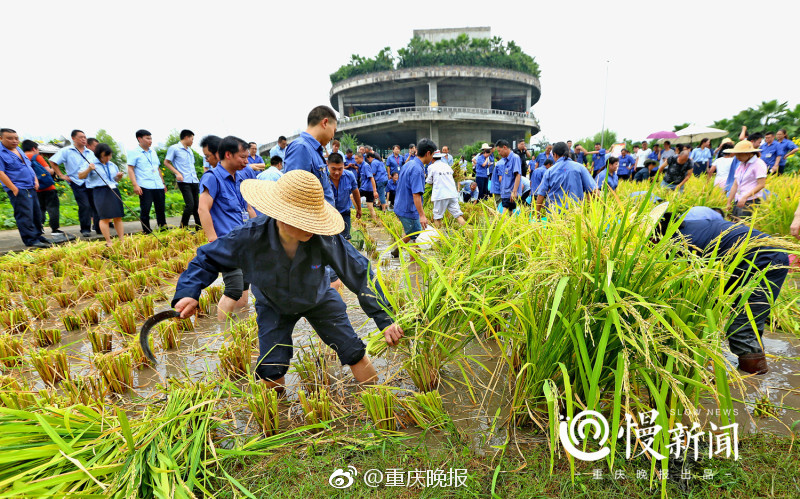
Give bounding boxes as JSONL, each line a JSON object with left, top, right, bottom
{"left": 720, "top": 137, "right": 734, "bottom": 146}
{"left": 726, "top": 140, "right": 761, "bottom": 154}
{"left": 240, "top": 171, "right": 344, "bottom": 236}
{"left": 647, "top": 202, "right": 670, "bottom": 229}
{"left": 480, "top": 143, "right": 491, "bottom": 150}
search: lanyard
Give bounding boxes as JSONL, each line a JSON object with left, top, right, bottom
{"left": 99, "top": 162, "right": 112, "bottom": 182}
{"left": 141, "top": 149, "right": 154, "bottom": 167}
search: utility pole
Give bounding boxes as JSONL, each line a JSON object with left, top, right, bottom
{"left": 600, "top": 60, "right": 609, "bottom": 149}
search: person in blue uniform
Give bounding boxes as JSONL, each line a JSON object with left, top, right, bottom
{"left": 586, "top": 143, "right": 607, "bottom": 174}
{"left": 473, "top": 145, "right": 494, "bottom": 200}
{"left": 617, "top": 149, "right": 636, "bottom": 180}
{"left": 392, "top": 139, "right": 435, "bottom": 257}
{"left": 652, "top": 204, "right": 790, "bottom": 374}
{"left": 387, "top": 172, "right": 399, "bottom": 207}
{"left": 366, "top": 152, "right": 389, "bottom": 211}
{"left": 596, "top": 157, "right": 619, "bottom": 191}
{"left": 0, "top": 128, "right": 49, "bottom": 248}
{"left": 328, "top": 152, "right": 360, "bottom": 239}
{"left": 78, "top": 143, "right": 125, "bottom": 247}
{"left": 172, "top": 170, "right": 404, "bottom": 392}
{"left": 535, "top": 142, "right": 599, "bottom": 215}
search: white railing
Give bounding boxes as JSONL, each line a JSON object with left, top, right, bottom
{"left": 339, "top": 106, "right": 537, "bottom": 123}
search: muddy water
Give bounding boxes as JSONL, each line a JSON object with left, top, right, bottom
{"left": 6, "top": 225, "right": 800, "bottom": 451}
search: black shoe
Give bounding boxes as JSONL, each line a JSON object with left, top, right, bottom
{"left": 80, "top": 231, "right": 92, "bottom": 237}
{"left": 38, "top": 237, "right": 53, "bottom": 245}
{"left": 29, "top": 241, "right": 51, "bottom": 249}
{"left": 390, "top": 246, "right": 400, "bottom": 258}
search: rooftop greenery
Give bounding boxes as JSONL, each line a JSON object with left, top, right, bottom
{"left": 329, "top": 34, "right": 540, "bottom": 84}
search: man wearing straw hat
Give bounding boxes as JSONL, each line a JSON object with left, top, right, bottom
{"left": 172, "top": 170, "right": 404, "bottom": 391}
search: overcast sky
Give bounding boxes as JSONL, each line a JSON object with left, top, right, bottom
{"left": 6, "top": 0, "right": 800, "bottom": 153}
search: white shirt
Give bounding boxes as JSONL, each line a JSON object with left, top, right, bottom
{"left": 635, "top": 148, "right": 651, "bottom": 169}
{"left": 425, "top": 160, "right": 459, "bottom": 201}
{"left": 712, "top": 157, "right": 734, "bottom": 189}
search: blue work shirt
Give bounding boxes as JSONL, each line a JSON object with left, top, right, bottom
{"left": 85, "top": 161, "right": 121, "bottom": 189}
{"left": 127, "top": 147, "right": 164, "bottom": 189}
{"left": 617, "top": 155, "right": 636, "bottom": 176}
{"left": 760, "top": 141, "right": 779, "bottom": 167}
{"left": 283, "top": 131, "right": 334, "bottom": 206}
{"left": 441, "top": 154, "right": 454, "bottom": 166}
{"left": 678, "top": 217, "right": 781, "bottom": 266}
{"left": 402, "top": 153, "right": 416, "bottom": 165}
{"left": 238, "top": 166, "right": 258, "bottom": 180}
{"left": 370, "top": 159, "right": 388, "bottom": 183}
{"left": 268, "top": 145, "right": 285, "bottom": 160}
{"left": 387, "top": 179, "right": 397, "bottom": 192}
{"left": 591, "top": 149, "right": 607, "bottom": 172}
{"left": 776, "top": 138, "right": 797, "bottom": 167}
{"left": 200, "top": 165, "right": 248, "bottom": 238}
{"left": 689, "top": 147, "right": 712, "bottom": 167}
{"left": 165, "top": 143, "right": 199, "bottom": 183}
{"left": 386, "top": 154, "right": 403, "bottom": 176}
{"left": 535, "top": 152, "right": 554, "bottom": 169}
{"left": 530, "top": 166, "right": 547, "bottom": 193}
{"left": 647, "top": 150, "right": 661, "bottom": 162}
{"left": 331, "top": 170, "right": 358, "bottom": 214}
{"left": 475, "top": 154, "right": 494, "bottom": 178}
{"left": 459, "top": 180, "right": 478, "bottom": 201}
{"left": 394, "top": 157, "right": 425, "bottom": 219}
{"left": 596, "top": 169, "right": 618, "bottom": 191}
{"left": 358, "top": 161, "right": 374, "bottom": 192}
{"left": 683, "top": 206, "right": 723, "bottom": 222}
{"left": 490, "top": 158, "right": 503, "bottom": 194}
{"left": 575, "top": 152, "right": 587, "bottom": 165}
{"left": 499, "top": 154, "right": 521, "bottom": 199}
{"left": 247, "top": 154, "right": 266, "bottom": 166}
{"left": 172, "top": 215, "right": 393, "bottom": 329}
{"left": 0, "top": 146, "right": 36, "bottom": 191}
{"left": 50, "top": 145, "right": 97, "bottom": 186}
{"left": 535, "top": 157, "right": 598, "bottom": 208}
{"left": 257, "top": 167, "right": 283, "bottom": 182}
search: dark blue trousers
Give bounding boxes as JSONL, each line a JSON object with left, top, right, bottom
{"left": 8, "top": 188, "right": 43, "bottom": 246}
{"left": 70, "top": 182, "right": 99, "bottom": 232}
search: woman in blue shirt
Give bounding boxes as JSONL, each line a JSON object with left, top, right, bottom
{"left": 689, "top": 139, "right": 713, "bottom": 176}
{"left": 78, "top": 143, "right": 124, "bottom": 246}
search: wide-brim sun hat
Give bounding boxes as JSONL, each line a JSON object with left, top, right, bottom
{"left": 480, "top": 143, "right": 491, "bottom": 150}
{"left": 727, "top": 140, "right": 761, "bottom": 154}
{"left": 240, "top": 171, "right": 344, "bottom": 236}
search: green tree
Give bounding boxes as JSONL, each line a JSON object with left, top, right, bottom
{"left": 94, "top": 129, "right": 126, "bottom": 166}
{"left": 577, "top": 130, "right": 618, "bottom": 152}
{"left": 672, "top": 123, "right": 691, "bottom": 132}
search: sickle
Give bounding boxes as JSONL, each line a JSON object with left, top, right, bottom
{"left": 139, "top": 310, "right": 181, "bottom": 365}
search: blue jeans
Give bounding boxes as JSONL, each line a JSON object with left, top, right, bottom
{"left": 375, "top": 180, "right": 388, "bottom": 205}
{"left": 660, "top": 180, "right": 684, "bottom": 192}
{"left": 340, "top": 210, "right": 351, "bottom": 240}
{"left": 633, "top": 168, "right": 651, "bottom": 182}
{"left": 8, "top": 188, "right": 44, "bottom": 245}
{"left": 397, "top": 215, "right": 423, "bottom": 240}
{"left": 476, "top": 176, "right": 489, "bottom": 200}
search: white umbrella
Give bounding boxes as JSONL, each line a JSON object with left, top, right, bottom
{"left": 672, "top": 125, "right": 729, "bottom": 145}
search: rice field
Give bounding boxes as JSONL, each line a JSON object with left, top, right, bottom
{"left": 0, "top": 174, "right": 799, "bottom": 497}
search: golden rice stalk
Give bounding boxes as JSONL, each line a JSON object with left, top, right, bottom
{"left": 34, "top": 328, "right": 61, "bottom": 347}
{"left": 61, "top": 313, "right": 81, "bottom": 332}
{"left": 112, "top": 306, "right": 137, "bottom": 336}
{"left": 30, "top": 348, "right": 69, "bottom": 385}
{"left": 0, "top": 334, "right": 24, "bottom": 368}
{"left": 23, "top": 297, "right": 49, "bottom": 319}
{"left": 0, "top": 308, "right": 29, "bottom": 334}
{"left": 96, "top": 291, "right": 118, "bottom": 314}
{"left": 94, "top": 351, "right": 133, "bottom": 394}
{"left": 218, "top": 341, "right": 250, "bottom": 379}
{"left": 112, "top": 281, "right": 135, "bottom": 302}
{"left": 53, "top": 291, "right": 77, "bottom": 308}
{"left": 87, "top": 328, "right": 112, "bottom": 354}
{"left": 80, "top": 306, "right": 100, "bottom": 327}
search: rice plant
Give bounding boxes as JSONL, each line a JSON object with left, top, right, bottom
{"left": 132, "top": 295, "right": 155, "bottom": 318}
{"left": 157, "top": 320, "right": 182, "bottom": 350}
{"left": 94, "top": 351, "right": 133, "bottom": 394}
{"left": 403, "top": 351, "right": 441, "bottom": 392}
{"left": 402, "top": 390, "right": 451, "bottom": 431}
{"left": 53, "top": 291, "right": 77, "bottom": 308}
{"left": 0, "top": 375, "right": 36, "bottom": 409}
{"left": 61, "top": 375, "right": 107, "bottom": 407}
{"left": 754, "top": 393, "right": 779, "bottom": 418}
{"left": 96, "top": 291, "right": 117, "bottom": 314}
{"left": 40, "top": 277, "right": 63, "bottom": 295}
{"left": 30, "top": 348, "right": 69, "bottom": 385}
{"left": 228, "top": 315, "right": 257, "bottom": 347}
{"left": 177, "top": 317, "right": 193, "bottom": 331}
{"left": 361, "top": 386, "right": 397, "bottom": 432}
{"left": 298, "top": 388, "right": 333, "bottom": 426}
{"left": 61, "top": 313, "right": 81, "bottom": 332}
{"left": 0, "top": 308, "right": 29, "bottom": 334}
{"left": 80, "top": 306, "right": 100, "bottom": 326}
{"left": 34, "top": 328, "right": 61, "bottom": 347}
{"left": 23, "top": 297, "right": 49, "bottom": 319}
{"left": 206, "top": 284, "right": 223, "bottom": 304}
{"left": 77, "top": 277, "right": 101, "bottom": 297}
{"left": 52, "top": 260, "right": 66, "bottom": 277}
{"left": 198, "top": 293, "right": 212, "bottom": 316}
{"left": 292, "top": 341, "right": 331, "bottom": 394}
{"left": 218, "top": 341, "right": 250, "bottom": 379}
{"left": 0, "top": 334, "right": 24, "bottom": 368}
{"left": 112, "top": 281, "right": 135, "bottom": 302}
{"left": 88, "top": 328, "right": 112, "bottom": 354}
{"left": 112, "top": 305, "right": 137, "bottom": 336}
{"left": 248, "top": 380, "right": 280, "bottom": 436}
{"left": 128, "top": 336, "right": 152, "bottom": 370}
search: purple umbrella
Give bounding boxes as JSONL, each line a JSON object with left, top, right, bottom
{"left": 647, "top": 131, "right": 679, "bottom": 140}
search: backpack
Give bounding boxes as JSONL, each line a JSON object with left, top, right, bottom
{"left": 30, "top": 154, "right": 55, "bottom": 190}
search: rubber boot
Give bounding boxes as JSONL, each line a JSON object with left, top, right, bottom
{"left": 737, "top": 352, "right": 768, "bottom": 375}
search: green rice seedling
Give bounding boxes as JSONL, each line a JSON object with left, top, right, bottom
{"left": 23, "top": 297, "right": 49, "bottom": 319}
{"left": 177, "top": 317, "right": 194, "bottom": 332}
{"left": 30, "top": 348, "right": 69, "bottom": 385}
{"left": 218, "top": 341, "right": 250, "bottom": 379}
{"left": 157, "top": 320, "right": 182, "bottom": 350}
{"left": 53, "top": 291, "right": 77, "bottom": 308}
{"left": 197, "top": 293, "right": 212, "bottom": 316}
{"left": 87, "top": 258, "right": 104, "bottom": 271}
{"left": 248, "top": 380, "right": 280, "bottom": 436}
{"left": 34, "top": 328, "right": 61, "bottom": 347}
{"left": 228, "top": 315, "right": 257, "bottom": 347}
{"left": 132, "top": 295, "right": 154, "bottom": 318}
{"left": 360, "top": 386, "right": 397, "bottom": 432}
{"left": 61, "top": 313, "right": 81, "bottom": 332}
{"left": 77, "top": 277, "right": 100, "bottom": 297}
{"left": 94, "top": 351, "right": 133, "bottom": 393}
{"left": 403, "top": 352, "right": 442, "bottom": 393}
{"left": 39, "top": 277, "right": 63, "bottom": 295}
{"left": 80, "top": 306, "right": 100, "bottom": 326}
{"left": 96, "top": 291, "right": 118, "bottom": 314}
{"left": 401, "top": 390, "right": 451, "bottom": 431}
{"left": 206, "top": 284, "right": 223, "bottom": 304}
{"left": 0, "top": 334, "right": 24, "bottom": 368}
{"left": 0, "top": 293, "right": 11, "bottom": 312}
{"left": 52, "top": 260, "right": 66, "bottom": 277}
{"left": 0, "top": 375, "right": 36, "bottom": 409}
{"left": 112, "top": 281, "right": 135, "bottom": 302}
{"left": 4, "top": 277, "right": 21, "bottom": 293}
{"left": 0, "top": 308, "right": 29, "bottom": 334}
{"left": 61, "top": 374, "right": 107, "bottom": 407}
{"left": 112, "top": 305, "right": 137, "bottom": 336}
{"left": 292, "top": 341, "right": 331, "bottom": 394}
{"left": 87, "top": 328, "right": 112, "bottom": 354}
{"left": 128, "top": 335, "right": 152, "bottom": 370}
{"left": 298, "top": 388, "right": 333, "bottom": 426}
